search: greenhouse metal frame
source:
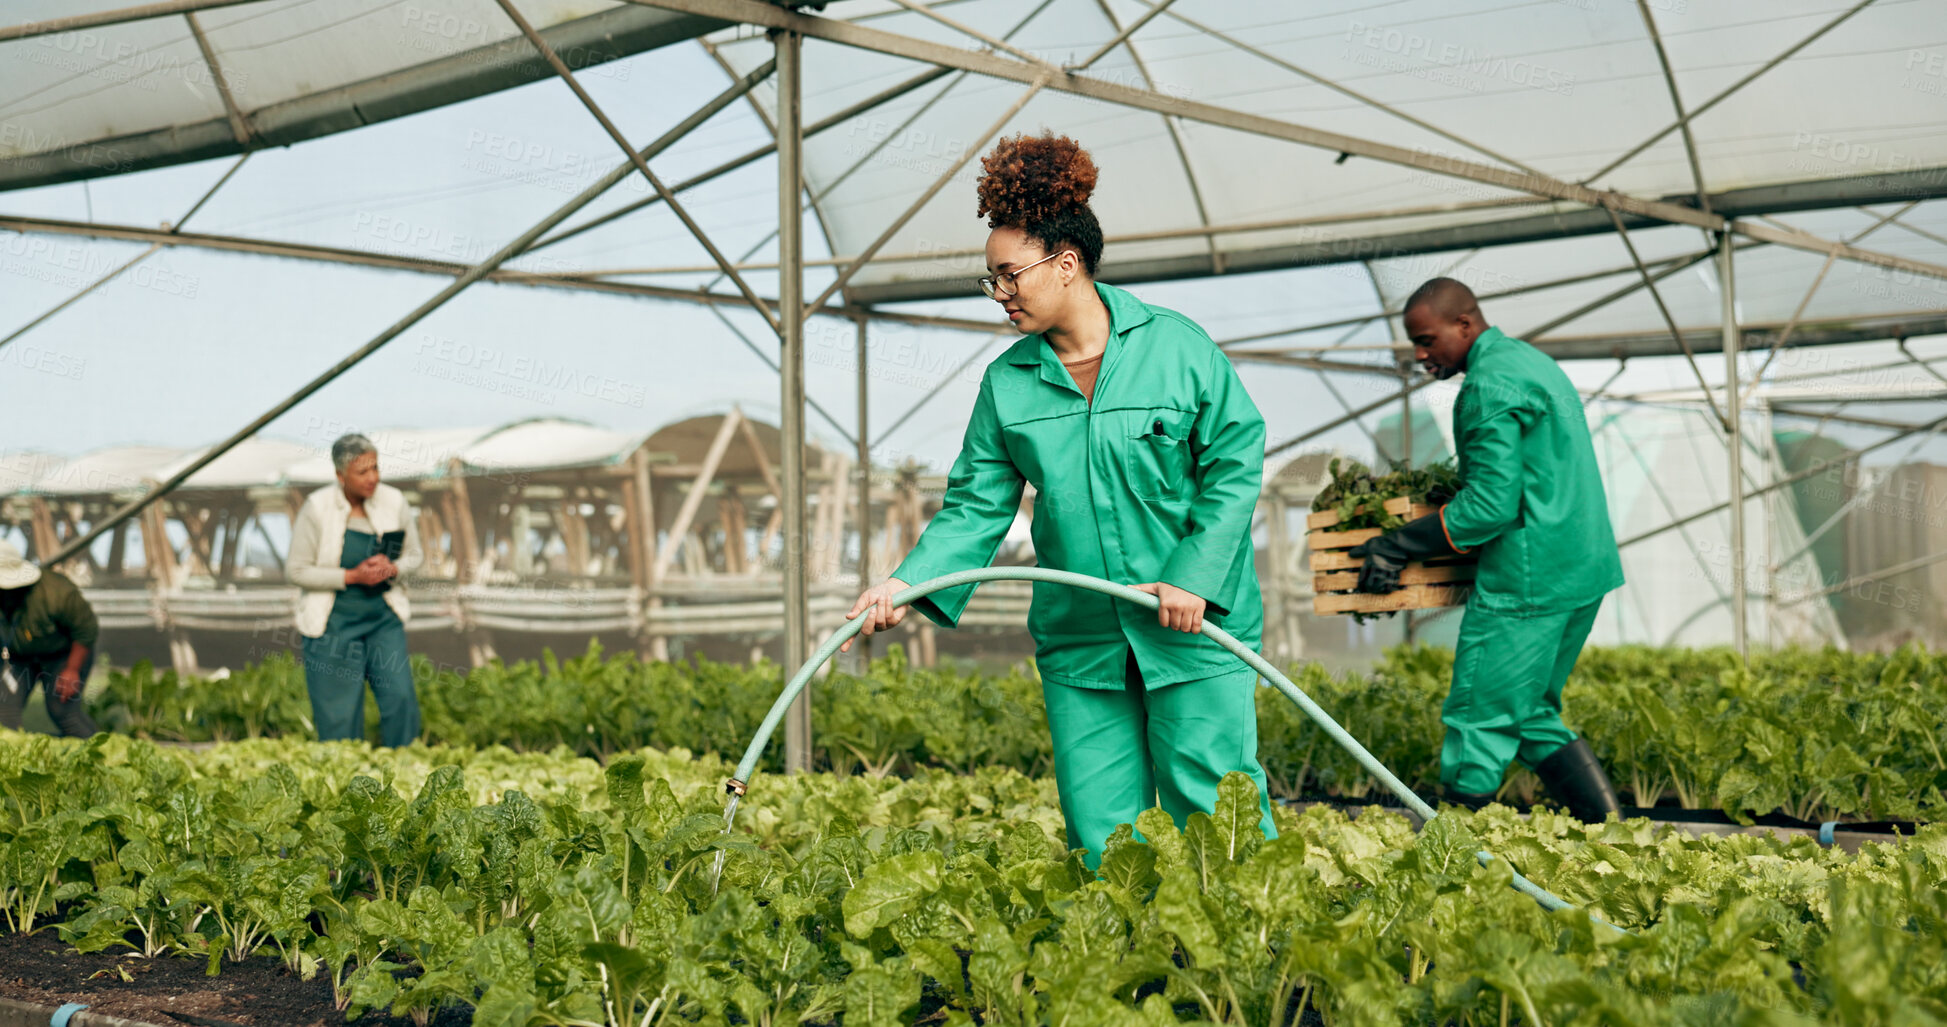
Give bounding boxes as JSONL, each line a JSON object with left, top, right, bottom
{"left": 3, "top": 0, "right": 1946, "bottom": 769}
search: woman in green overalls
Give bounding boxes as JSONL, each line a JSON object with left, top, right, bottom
{"left": 844, "top": 134, "right": 1276, "bottom": 865}
{"left": 288, "top": 434, "right": 423, "bottom": 746}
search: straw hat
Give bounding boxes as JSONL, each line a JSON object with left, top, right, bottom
{"left": 0, "top": 541, "right": 42, "bottom": 590}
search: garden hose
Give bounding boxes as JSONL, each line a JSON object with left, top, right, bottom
{"left": 720, "top": 567, "right": 1620, "bottom": 930}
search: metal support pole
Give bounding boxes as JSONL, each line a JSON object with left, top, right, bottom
{"left": 0, "top": 0, "right": 256, "bottom": 42}
{"left": 1267, "top": 378, "right": 1436, "bottom": 459}
{"left": 1783, "top": 547, "right": 1947, "bottom": 606}
{"left": 1605, "top": 205, "right": 1727, "bottom": 428}
{"left": 1150, "top": 0, "right": 1538, "bottom": 176}
{"left": 0, "top": 244, "right": 159, "bottom": 354}
{"left": 185, "top": 10, "right": 253, "bottom": 148}
{"left": 0, "top": 209, "right": 1030, "bottom": 336}
{"left": 42, "top": 61, "right": 770, "bottom": 567}
{"left": 1720, "top": 231, "right": 1747, "bottom": 656}
{"left": 627, "top": 0, "right": 1945, "bottom": 284}
{"left": 1747, "top": 202, "right": 1911, "bottom": 387}
{"left": 495, "top": 0, "right": 781, "bottom": 336}
{"left": 1088, "top": 0, "right": 1221, "bottom": 273}
{"left": 1620, "top": 409, "right": 1947, "bottom": 549}
{"left": 855, "top": 311, "right": 873, "bottom": 660}
{"left": 0, "top": 153, "right": 246, "bottom": 357}
{"left": 1399, "top": 364, "right": 1416, "bottom": 645}
{"left": 529, "top": 65, "right": 949, "bottom": 255}
{"left": 1586, "top": 0, "right": 1879, "bottom": 182}
{"left": 1635, "top": 0, "right": 1710, "bottom": 214}
{"left": 1398, "top": 368, "right": 1414, "bottom": 468}
{"left": 805, "top": 77, "right": 1047, "bottom": 317}
{"left": 871, "top": 335, "right": 1005, "bottom": 447}
{"left": 1072, "top": 0, "right": 1177, "bottom": 70}
{"left": 706, "top": 304, "right": 857, "bottom": 446}
{"left": 777, "top": 28, "right": 813, "bottom": 774}
{"left": 1227, "top": 248, "right": 1709, "bottom": 347}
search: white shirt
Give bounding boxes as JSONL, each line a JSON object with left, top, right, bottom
{"left": 286, "top": 482, "right": 423, "bottom": 638}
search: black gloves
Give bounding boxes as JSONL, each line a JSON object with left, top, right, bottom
{"left": 1346, "top": 512, "right": 1459, "bottom": 594}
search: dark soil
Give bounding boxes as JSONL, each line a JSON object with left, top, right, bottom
{"left": 0, "top": 931, "right": 471, "bottom": 1027}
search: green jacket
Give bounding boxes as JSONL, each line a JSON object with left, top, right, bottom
{"left": 896, "top": 283, "right": 1265, "bottom": 691}
{"left": 1440, "top": 327, "right": 1625, "bottom": 616}
{"left": 0, "top": 571, "right": 99, "bottom": 659}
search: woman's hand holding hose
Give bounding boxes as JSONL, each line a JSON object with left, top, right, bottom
{"left": 1131, "top": 582, "right": 1206, "bottom": 633}
{"left": 841, "top": 578, "right": 910, "bottom": 653}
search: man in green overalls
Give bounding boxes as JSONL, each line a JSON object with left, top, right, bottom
{"left": 846, "top": 134, "right": 1275, "bottom": 866}
{"left": 1350, "top": 278, "right": 1624, "bottom": 822}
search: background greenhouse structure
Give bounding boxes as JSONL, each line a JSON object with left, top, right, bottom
{"left": 4, "top": 0, "right": 1946, "bottom": 768}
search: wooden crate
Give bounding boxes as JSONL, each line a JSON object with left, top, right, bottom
{"left": 1305, "top": 495, "right": 1415, "bottom": 530}
{"left": 1305, "top": 498, "right": 1437, "bottom": 550}
{"left": 1315, "top": 584, "right": 1471, "bottom": 615}
{"left": 1306, "top": 496, "right": 1473, "bottom": 615}
{"left": 1312, "top": 561, "right": 1475, "bottom": 592}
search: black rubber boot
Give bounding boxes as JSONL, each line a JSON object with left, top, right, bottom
{"left": 1440, "top": 790, "right": 1497, "bottom": 812}
{"left": 1535, "top": 738, "right": 1622, "bottom": 823}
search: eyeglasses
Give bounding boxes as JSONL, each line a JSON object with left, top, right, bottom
{"left": 978, "top": 250, "right": 1067, "bottom": 299}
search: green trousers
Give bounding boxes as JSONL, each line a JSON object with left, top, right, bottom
{"left": 301, "top": 613, "right": 420, "bottom": 748}
{"left": 1440, "top": 597, "right": 1602, "bottom": 794}
{"left": 1042, "top": 654, "right": 1277, "bottom": 867}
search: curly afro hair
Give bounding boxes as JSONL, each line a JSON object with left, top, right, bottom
{"left": 976, "top": 133, "right": 1104, "bottom": 275}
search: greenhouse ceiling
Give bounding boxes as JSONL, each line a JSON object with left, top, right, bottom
{"left": 1, "top": 1, "right": 1943, "bottom": 361}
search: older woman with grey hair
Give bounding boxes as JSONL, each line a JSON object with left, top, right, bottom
{"left": 287, "top": 433, "right": 423, "bottom": 746}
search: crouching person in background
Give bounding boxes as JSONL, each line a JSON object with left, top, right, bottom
{"left": 0, "top": 540, "right": 102, "bottom": 737}
{"left": 288, "top": 433, "right": 423, "bottom": 747}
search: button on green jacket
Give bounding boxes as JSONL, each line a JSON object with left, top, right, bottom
{"left": 1439, "top": 327, "right": 1625, "bottom": 616}
{"left": 895, "top": 283, "right": 1265, "bottom": 691}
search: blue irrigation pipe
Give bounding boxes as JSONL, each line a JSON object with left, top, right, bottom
{"left": 721, "top": 566, "right": 1620, "bottom": 930}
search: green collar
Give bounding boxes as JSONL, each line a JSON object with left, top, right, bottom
{"left": 1467, "top": 325, "right": 1508, "bottom": 365}
{"left": 1002, "top": 283, "right": 1152, "bottom": 396}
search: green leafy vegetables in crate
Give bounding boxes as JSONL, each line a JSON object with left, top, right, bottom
{"left": 1311, "top": 457, "right": 1463, "bottom": 532}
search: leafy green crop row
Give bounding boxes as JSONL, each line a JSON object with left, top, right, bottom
{"left": 1262, "top": 646, "right": 1947, "bottom": 824}
{"left": 87, "top": 643, "right": 1947, "bottom": 824}
{"left": 97, "top": 643, "right": 1050, "bottom": 777}
{"left": 3, "top": 731, "right": 1945, "bottom": 1025}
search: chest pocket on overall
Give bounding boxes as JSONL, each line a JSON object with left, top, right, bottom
{"left": 1126, "top": 411, "right": 1193, "bottom": 501}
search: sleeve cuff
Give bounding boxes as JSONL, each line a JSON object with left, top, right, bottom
{"left": 908, "top": 593, "right": 965, "bottom": 629}
{"left": 891, "top": 556, "right": 970, "bottom": 628}
{"left": 1438, "top": 506, "right": 1472, "bottom": 554}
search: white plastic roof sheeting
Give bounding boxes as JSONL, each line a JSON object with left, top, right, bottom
{"left": 26, "top": 438, "right": 313, "bottom": 496}
{"left": 0, "top": 0, "right": 726, "bottom": 190}
{"left": 0, "top": 451, "right": 65, "bottom": 494}
{"left": 459, "top": 417, "right": 644, "bottom": 471}
{"left": 14, "top": 418, "right": 654, "bottom": 496}
{"left": 283, "top": 426, "right": 492, "bottom": 485}
{"left": 706, "top": 0, "right": 1947, "bottom": 305}
{"left": 0, "top": 1, "right": 1937, "bottom": 363}
{"left": 30, "top": 444, "right": 189, "bottom": 497}
{"left": 153, "top": 437, "right": 315, "bottom": 489}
